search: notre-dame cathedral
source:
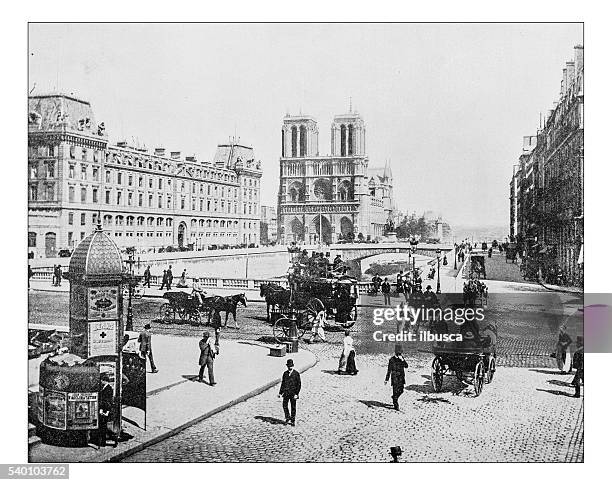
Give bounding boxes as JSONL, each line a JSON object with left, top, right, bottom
{"left": 277, "top": 109, "right": 394, "bottom": 244}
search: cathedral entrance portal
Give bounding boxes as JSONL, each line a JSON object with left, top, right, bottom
{"left": 310, "top": 215, "right": 332, "bottom": 245}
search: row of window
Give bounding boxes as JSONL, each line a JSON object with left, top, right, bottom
{"left": 71, "top": 212, "right": 259, "bottom": 230}
{"left": 65, "top": 185, "right": 259, "bottom": 214}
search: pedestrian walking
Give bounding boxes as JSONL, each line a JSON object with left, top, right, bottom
{"left": 143, "top": 266, "right": 151, "bottom": 288}
{"left": 555, "top": 324, "right": 572, "bottom": 373}
{"left": 381, "top": 278, "right": 391, "bottom": 306}
{"left": 385, "top": 345, "right": 408, "bottom": 411}
{"left": 571, "top": 336, "right": 584, "bottom": 398}
{"left": 167, "top": 265, "right": 174, "bottom": 289}
{"left": 338, "top": 330, "right": 358, "bottom": 375}
{"left": 55, "top": 265, "right": 62, "bottom": 287}
{"left": 177, "top": 269, "right": 188, "bottom": 288}
{"left": 198, "top": 331, "right": 217, "bottom": 385}
{"left": 278, "top": 358, "right": 301, "bottom": 426}
{"left": 159, "top": 270, "right": 168, "bottom": 290}
{"left": 138, "top": 323, "right": 158, "bottom": 373}
{"left": 97, "top": 374, "right": 116, "bottom": 448}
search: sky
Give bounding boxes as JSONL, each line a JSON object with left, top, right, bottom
{"left": 28, "top": 23, "right": 583, "bottom": 227}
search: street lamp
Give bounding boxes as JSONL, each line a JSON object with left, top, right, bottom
{"left": 436, "top": 248, "right": 442, "bottom": 294}
{"left": 125, "top": 248, "right": 136, "bottom": 332}
{"left": 410, "top": 238, "right": 418, "bottom": 272}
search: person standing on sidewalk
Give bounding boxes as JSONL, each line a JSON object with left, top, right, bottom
{"left": 381, "top": 278, "right": 391, "bottom": 306}
{"left": 138, "top": 323, "right": 158, "bottom": 373}
{"left": 198, "top": 331, "right": 217, "bottom": 385}
{"left": 28, "top": 265, "right": 33, "bottom": 289}
{"left": 278, "top": 359, "right": 301, "bottom": 426}
{"left": 385, "top": 345, "right": 408, "bottom": 411}
{"left": 571, "top": 336, "right": 584, "bottom": 398}
{"left": 143, "top": 266, "right": 151, "bottom": 288}
{"left": 167, "top": 265, "right": 174, "bottom": 289}
{"left": 159, "top": 270, "right": 168, "bottom": 290}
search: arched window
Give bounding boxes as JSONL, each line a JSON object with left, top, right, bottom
{"left": 147, "top": 217, "right": 154, "bottom": 226}
{"left": 348, "top": 124, "right": 354, "bottom": 156}
{"left": 299, "top": 125, "right": 307, "bottom": 157}
{"left": 291, "top": 126, "right": 297, "bottom": 158}
{"left": 115, "top": 215, "right": 124, "bottom": 225}
{"left": 281, "top": 129, "right": 285, "bottom": 157}
{"left": 340, "top": 124, "right": 347, "bottom": 157}
{"left": 166, "top": 217, "right": 173, "bottom": 227}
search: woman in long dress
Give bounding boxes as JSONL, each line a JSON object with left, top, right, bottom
{"left": 556, "top": 324, "right": 572, "bottom": 373}
{"left": 338, "top": 330, "right": 358, "bottom": 374}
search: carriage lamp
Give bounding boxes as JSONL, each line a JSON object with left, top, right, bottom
{"left": 436, "top": 248, "right": 442, "bottom": 294}
{"left": 390, "top": 446, "right": 402, "bottom": 462}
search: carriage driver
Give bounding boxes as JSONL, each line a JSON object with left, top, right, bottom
{"left": 192, "top": 277, "right": 205, "bottom": 306}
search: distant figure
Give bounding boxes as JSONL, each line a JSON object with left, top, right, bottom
{"left": 28, "top": 265, "right": 33, "bottom": 289}
{"left": 278, "top": 359, "right": 301, "bottom": 426}
{"left": 571, "top": 336, "right": 584, "bottom": 398}
{"left": 177, "top": 269, "right": 188, "bottom": 288}
{"left": 381, "top": 278, "right": 391, "bottom": 305}
{"left": 198, "top": 331, "right": 217, "bottom": 385}
{"left": 138, "top": 323, "right": 158, "bottom": 373}
{"left": 385, "top": 345, "right": 408, "bottom": 411}
{"left": 159, "top": 270, "right": 169, "bottom": 290}
{"left": 167, "top": 265, "right": 174, "bottom": 289}
{"left": 488, "top": 247, "right": 493, "bottom": 258}
{"left": 143, "top": 266, "right": 151, "bottom": 288}
{"left": 371, "top": 274, "right": 382, "bottom": 294}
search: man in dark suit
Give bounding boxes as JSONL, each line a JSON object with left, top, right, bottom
{"left": 572, "top": 336, "right": 584, "bottom": 398}
{"left": 138, "top": 323, "right": 158, "bottom": 373}
{"left": 97, "top": 376, "right": 115, "bottom": 448}
{"left": 167, "top": 265, "right": 174, "bottom": 289}
{"left": 278, "top": 359, "right": 301, "bottom": 426}
{"left": 198, "top": 331, "right": 217, "bottom": 385}
{"left": 385, "top": 345, "right": 408, "bottom": 411}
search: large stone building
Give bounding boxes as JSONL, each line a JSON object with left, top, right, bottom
{"left": 260, "top": 205, "right": 278, "bottom": 245}
{"left": 277, "top": 110, "right": 394, "bottom": 244}
{"left": 509, "top": 45, "right": 583, "bottom": 285}
{"left": 28, "top": 94, "right": 262, "bottom": 258}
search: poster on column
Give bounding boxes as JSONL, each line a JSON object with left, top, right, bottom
{"left": 88, "top": 320, "right": 117, "bottom": 357}
{"left": 88, "top": 287, "right": 119, "bottom": 320}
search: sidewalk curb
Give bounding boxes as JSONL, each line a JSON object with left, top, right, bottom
{"left": 537, "top": 279, "right": 584, "bottom": 295}
{"left": 104, "top": 351, "right": 318, "bottom": 463}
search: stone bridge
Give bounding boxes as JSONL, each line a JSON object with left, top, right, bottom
{"left": 327, "top": 242, "right": 454, "bottom": 262}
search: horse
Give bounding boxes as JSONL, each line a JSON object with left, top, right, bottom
{"left": 205, "top": 294, "right": 247, "bottom": 328}
{"left": 260, "top": 283, "right": 291, "bottom": 322}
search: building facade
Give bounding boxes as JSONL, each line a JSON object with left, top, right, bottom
{"left": 260, "top": 205, "right": 278, "bottom": 245}
{"left": 509, "top": 45, "right": 583, "bottom": 285}
{"left": 277, "top": 110, "right": 394, "bottom": 244}
{"left": 28, "top": 94, "right": 262, "bottom": 258}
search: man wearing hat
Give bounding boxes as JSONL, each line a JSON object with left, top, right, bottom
{"left": 571, "top": 336, "right": 584, "bottom": 398}
{"left": 385, "top": 345, "right": 408, "bottom": 411}
{"left": 198, "top": 331, "right": 217, "bottom": 385}
{"left": 138, "top": 323, "right": 158, "bottom": 373}
{"left": 278, "top": 359, "right": 301, "bottom": 426}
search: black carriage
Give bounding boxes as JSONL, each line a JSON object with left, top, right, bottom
{"left": 267, "top": 275, "right": 359, "bottom": 343}
{"left": 469, "top": 254, "right": 487, "bottom": 279}
{"left": 159, "top": 290, "right": 209, "bottom": 325}
{"left": 463, "top": 278, "right": 488, "bottom": 307}
{"left": 429, "top": 316, "right": 497, "bottom": 397}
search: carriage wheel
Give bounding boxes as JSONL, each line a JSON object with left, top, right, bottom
{"left": 189, "top": 310, "right": 202, "bottom": 326}
{"left": 305, "top": 298, "right": 325, "bottom": 321}
{"left": 431, "top": 356, "right": 444, "bottom": 392}
{"left": 473, "top": 360, "right": 485, "bottom": 396}
{"left": 272, "top": 316, "right": 290, "bottom": 343}
{"left": 160, "top": 304, "right": 173, "bottom": 323}
{"left": 177, "top": 309, "right": 187, "bottom": 324}
{"left": 487, "top": 355, "right": 496, "bottom": 383}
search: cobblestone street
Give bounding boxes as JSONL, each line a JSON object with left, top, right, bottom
{"left": 124, "top": 346, "right": 583, "bottom": 462}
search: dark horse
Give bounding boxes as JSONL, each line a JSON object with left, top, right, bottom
{"left": 202, "top": 294, "right": 247, "bottom": 328}
{"left": 259, "top": 283, "right": 290, "bottom": 322}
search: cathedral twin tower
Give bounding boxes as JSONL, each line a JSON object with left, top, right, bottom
{"left": 281, "top": 112, "right": 366, "bottom": 158}
{"left": 277, "top": 109, "right": 393, "bottom": 245}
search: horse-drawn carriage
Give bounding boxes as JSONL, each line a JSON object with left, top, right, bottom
{"left": 469, "top": 254, "right": 487, "bottom": 279}
{"left": 428, "top": 310, "right": 497, "bottom": 397}
{"left": 159, "top": 290, "right": 247, "bottom": 327}
{"left": 463, "top": 278, "right": 488, "bottom": 307}
{"left": 260, "top": 274, "right": 359, "bottom": 343}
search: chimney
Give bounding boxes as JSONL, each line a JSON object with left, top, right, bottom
{"left": 566, "top": 62, "right": 575, "bottom": 89}
{"left": 185, "top": 156, "right": 196, "bottom": 162}
{"left": 116, "top": 141, "right": 128, "bottom": 148}
{"left": 154, "top": 148, "right": 165, "bottom": 157}
{"left": 170, "top": 151, "right": 181, "bottom": 160}
{"left": 574, "top": 44, "right": 584, "bottom": 74}
{"left": 561, "top": 68, "right": 568, "bottom": 96}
